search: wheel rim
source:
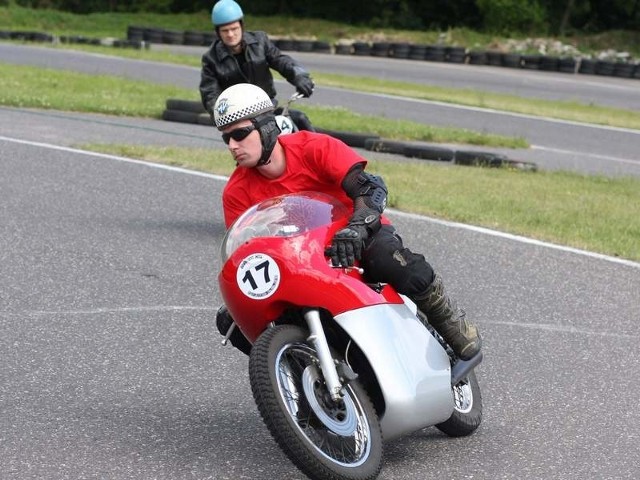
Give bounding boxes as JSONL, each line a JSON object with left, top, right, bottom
{"left": 275, "top": 342, "right": 372, "bottom": 467}
{"left": 301, "top": 365, "right": 359, "bottom": 436}
{"left": 452, "top": 378, "right": 473, "bottom": 413}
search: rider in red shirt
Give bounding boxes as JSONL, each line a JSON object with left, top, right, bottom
{"left": 224, "top": 131, "right": 381, "bottom": 227}
{"left": 214, "top": 83, "right": 481, "bottom": 361}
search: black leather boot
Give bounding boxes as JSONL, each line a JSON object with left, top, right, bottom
{"left": 414, "top": 273, "right": 481, "bottom": 360}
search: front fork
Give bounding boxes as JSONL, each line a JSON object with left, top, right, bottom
{"left": 304, "top": 309, "right": 344, "bottom": 402}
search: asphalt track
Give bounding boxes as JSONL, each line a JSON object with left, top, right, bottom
{"left": 1, "top": 42, "right": 640, "bottom": 177}
{"left": 1, "top": 42, "right": 640, "bottom": 480}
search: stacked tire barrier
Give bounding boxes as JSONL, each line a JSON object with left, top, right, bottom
{"left": 162, "top": 99, "right": 212, "bottom": 126}
{"left": 0, "top": 29, "right": 147, "bottom": 49}
{"left": 270, "top": 37, "right": 638, "bottom": 80}
{"left": 162, "top": 99, "right": 537, "bottom": 171}
{"left": 3, "top": 26, "right": 638, "bottom": 80}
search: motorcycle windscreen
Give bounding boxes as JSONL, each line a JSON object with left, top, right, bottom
{"left": 221, "top": 192, "right": 349, "bottom": 262}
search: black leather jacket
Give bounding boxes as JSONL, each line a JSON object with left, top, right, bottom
{"left": 199, "top": 30, "right": 309, "bottom": 117}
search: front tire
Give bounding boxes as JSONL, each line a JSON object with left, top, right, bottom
{"left": 435, "top": 369, "right": 482, "bottom": 437}
{"left": 249, "top": 325, "right": 383, "bottom": 480}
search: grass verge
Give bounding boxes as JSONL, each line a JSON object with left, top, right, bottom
{"left": 78, "top": 143, "right": 640, "bottom": 263}
{"left": 8, "top": 40, "right": 640, "bottom": 132}
{"left": 0, "top": 62, "right": 526, "bottom": 148}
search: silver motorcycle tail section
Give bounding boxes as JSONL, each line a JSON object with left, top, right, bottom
{"left": 335, "top": 303, "right": 454, "bottom": 440}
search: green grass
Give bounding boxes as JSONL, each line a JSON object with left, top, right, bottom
{"left": 0, "top": 62, "right": 526, "bottom": 147}
{"left": 8, "top": 40, "right": 640, "bottom": 132}
{"left": 313, "top": 73, "right": 640, "bottom": 131}
{"left": 0, "top": 62, "right": 190, "bottom": 116}
{"left": 78, "top": 143, "right": 640, "bottom": 262}
{"left": 3, "top": 3, "right": 640, "bottom": 131}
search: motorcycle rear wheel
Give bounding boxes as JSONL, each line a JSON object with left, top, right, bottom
{"left": 435, "top": 369, "right": 482, "bottom": 437}
{"left": 249, "top": 324, "right": 383, "bottom": 480}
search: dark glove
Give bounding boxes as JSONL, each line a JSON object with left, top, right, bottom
{"left": 327, "top": 209, "right": 381, "bottom": 267}
{"left": 293, "top": 74, "right": 314, "bottom": 98}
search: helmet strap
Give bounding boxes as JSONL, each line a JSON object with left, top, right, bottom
{"left": 252, "top": 113, "right": 279, "bottom": 166}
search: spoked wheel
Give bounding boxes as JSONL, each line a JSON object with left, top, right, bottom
{"left": 249, "top": 325, "right": 383, "bottom": 480}
{"left": 436, "top": 369, "right": 482, "bottom": 437}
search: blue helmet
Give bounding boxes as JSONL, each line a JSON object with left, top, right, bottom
{"left": 211, "top": 0, "right": 244, "bottom": 27}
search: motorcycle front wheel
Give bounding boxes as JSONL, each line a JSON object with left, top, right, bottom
{"left": 249, "top": 324, "right": 383, "bottom": 480}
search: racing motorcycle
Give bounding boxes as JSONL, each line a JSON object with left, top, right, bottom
{"left": 217, "top": 192, "right": 483, "bottom": 480}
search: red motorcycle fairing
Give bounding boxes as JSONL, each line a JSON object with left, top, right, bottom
{"left": 218, "top": 192, "right": 404, "bottom": 343}
{"left": 219, "top": 226, "right": 405, "bottom": 343}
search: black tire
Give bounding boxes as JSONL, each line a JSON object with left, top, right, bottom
{"left": 613, "top": 63, "right": 635, "bottom": 78}
{"left": 313, "top": 41, "right": 332, "bottom": 54}
{"left": 315, "top": 128, "right": 379, "bottom": 149}
{"left": 502, "top": 53, "right": 522, "bottom": 69}
{"left": 249, "top": 325, "right": 383, "bottom": 480}
{"left": 595, "top": 60, "right": 615, "bottom": 76}
{"left": 404, "top": 144, "right": 454, "bottom": 162}
{"left": 540, "top": 56, "right": 560, "bottom": 72}
{"left": 165, "top": 98, "right": 206, "bottom": 113}
{"left": 31, "top": 32, "right": 54, "bottom": 43}
{"left": 277, "top": 39, "right": 295, "bottom": 51}
{"left": 353, "top": 42, "right": 372, "bottom": 56}
{"left": 445, "top": 46, "right": 467, "bottom": 64}
{"left": 202, "top": 32, "right": 215, "bottom": 46}
{"left": 454, "top": 150, "right": 508, "bottom": 167}
{"left": 425, "top": 45, "right": 446, "bottom": 62}
{"left": 436, "top": 369, "right": 482, "bottom": 437}
{"left": 364, "top": 138, "right": 406, "bottom": 155}
{"left": 371, "top": 42, "right": 390, "bottom": 57}
{"left": 161, "top": 109, "right": 200, "bottom": 124}
{"left": 408, "top": 44, "right": 427, "bottom": 61}
{"left": 143, "top": 28, "right": 163, "bottom": 44}
{"left": 521, "top": 54, "right": 541, "bottom": 70}
{"left": 127, "top": 25, "right": 145, "bottom": 42}
{"left": 161, "top": 29, "right": 184, "bottom": 45}
{"left": 334, "top": 44, "right": 352, "bottom": 55}
{"left": 486, "top": 51, "right": 503, "bottom": 66}
{"left": 390, "top": 42, "right": 410, "bottom": 59}
{"left": 468, "top": 50, "right": 488, "bottom": 65}
{"left": 578, "top": 58, "right": 596, "bottom": 75}
{"left": 558, "top": 57, "right": 577, "bottom": 74}
{"left": 296, "top": 40, "right": 315, "bottom": 52}
{"left": 184, "top": 31, "right": 204, "bottom": 46}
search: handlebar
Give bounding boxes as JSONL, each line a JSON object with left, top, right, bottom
{"left": 280, "top": 92, "right": 305, "bottom": 117}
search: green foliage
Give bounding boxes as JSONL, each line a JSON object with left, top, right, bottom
{"left": 475, "top": 0, "right": 548, "bottom": 35}
{"left": 7, "top": 0, "right": 639, "bottom": 33}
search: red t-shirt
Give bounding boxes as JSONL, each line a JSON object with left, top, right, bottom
{"left": 222, "top": 131, "right": 367, "bottom": 227}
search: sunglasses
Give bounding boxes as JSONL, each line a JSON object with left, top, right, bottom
{"left": 222, "top": 125, "right": 256, "bottom": 145}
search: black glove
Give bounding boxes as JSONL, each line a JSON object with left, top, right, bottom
{"left": 327, "top": 209, "right": 381, "bottom": 267}
{"left": 293, "top": 74, "right": 314, "bottom": 98}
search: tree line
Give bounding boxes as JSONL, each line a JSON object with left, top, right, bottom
{"left": 8, "top": 0, "right": 640, "bottom": 35}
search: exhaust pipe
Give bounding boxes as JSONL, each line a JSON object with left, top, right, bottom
{"left": 451, "top": 351, "right": 483, "bottom": 386}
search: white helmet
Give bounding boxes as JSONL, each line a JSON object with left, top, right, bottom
{"left": 214, "top": 83, "right": 274, "bottom": 130}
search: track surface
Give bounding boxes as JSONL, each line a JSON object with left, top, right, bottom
{"left": 1, "top": 42, "right": 639, "bottom": 480}
{"left": 1, "top": 43, "right": 640, "bottom": 177}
